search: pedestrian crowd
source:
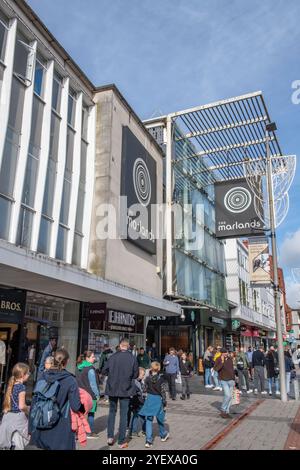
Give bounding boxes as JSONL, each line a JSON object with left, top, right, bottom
{"left": 0, "top": 337, "right": 299, "bottom": 450}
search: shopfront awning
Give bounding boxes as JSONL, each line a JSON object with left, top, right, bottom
{"left": 0, "top": 240, "right": 181, "bottom": 318}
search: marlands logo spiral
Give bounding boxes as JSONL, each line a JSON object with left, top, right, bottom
{"left": 133, "top": 157, "right": 152, "bottom": 207}
{"left": 224, "top": 186, "right": 252, "bottom": 213}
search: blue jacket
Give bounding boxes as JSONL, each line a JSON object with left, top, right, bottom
{"left": 102, "top": 350, "right": 139, "bottom": 397}
{"left": 163, "top": 354, "right": 179, "bottom": 374}
{"left": 38, "top": 343, "right": 53, "bottom": 374}
{"left": 30, "top": 369, "right": 82, "bottom": 450}
{"left": 285, "top": 356, "right": 294, "bottom": 372}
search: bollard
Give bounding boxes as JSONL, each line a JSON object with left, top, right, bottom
{"left": 294, "top": 378, "right": 299, "bottom": 401}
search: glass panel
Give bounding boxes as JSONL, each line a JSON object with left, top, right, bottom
{"left": 52, "top": 74, "right": 62, "bottom": 113}
{"left": 65, "top": 127, "right": 75, "bottom": 174}
{"left": 59, "top": 179, "right": 71, "bottom": 225}
{"left": 42, "top": 158, "right": 56, "bottom": 217}
{"left": 56, "top": 225, "right": 68, "bottom": 261}
{"left": 34, "top": 57, "right": 46, "bottom": 97}
{"left": 16, "top": 207, "right": 33, "bottom": 248}
{"left": 67, "top": 92, "right": 76, "bottom": 127}
{"left": 72, "top": 232, "right": 83, "bottom": 266}
{"left": 49, "top": 112, "right": 60, "bottom": 160}
{"left": 22, "top": 154, "right": 39, "bottom": 207}
{"left": 81, "top": 107, "right": 88, "bottom": 140}
{"left": 80, "top": 140, "right": 87, "bottom": 182}
{"left": 8, "top": 77, "right": 25, "bottom": 132}
{"left": 0, "top": 14, "right": 8, "bottom": 62}
{"left": 29, "top": 96, "right": 44, "bottom": 156}
{"left": 0, "top": 137, "right": 19, "bottom": 197}
{"left": 0, "top": 196, "right": 11, "bottom": 240}
{"left": 13, "top": 35, "right": 30, "bottom": 80}
{"left": 37, "top": 216, "right": 52, "bottom": 254}
{"left": 75, "top": 185, "right": 85, "bottom": 233}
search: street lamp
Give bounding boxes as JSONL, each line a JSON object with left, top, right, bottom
{"left": 266, "top": 121, "right": 288, "bottom": 402}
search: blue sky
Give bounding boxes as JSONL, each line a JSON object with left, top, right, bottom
{"left": 27, "top": 0, "right": 300, "bottom": 306}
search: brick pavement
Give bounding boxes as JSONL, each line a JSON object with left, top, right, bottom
{"left": 79, "top": 375, "right": 300, "bottom": 451}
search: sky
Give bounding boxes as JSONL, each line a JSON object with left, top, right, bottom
{"left": 27, "top": 0, "right": 300, "bottom": 307}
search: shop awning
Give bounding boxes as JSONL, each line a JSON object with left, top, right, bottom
{"left": 0, "top": 240, "right": 181, "bottom": 318}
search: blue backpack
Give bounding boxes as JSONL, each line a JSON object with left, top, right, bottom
{"left": 29, "top": 378, "right": 69, "bottom": 432}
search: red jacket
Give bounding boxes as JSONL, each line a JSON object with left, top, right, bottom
{"left": 71, "top": 388, "right": 93, "bottom": 446}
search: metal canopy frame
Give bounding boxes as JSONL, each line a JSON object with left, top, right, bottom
{"left": 145, "top": 91, "right": 283, "bottom": 187}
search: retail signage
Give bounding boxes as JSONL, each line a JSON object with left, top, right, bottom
{"left": 0, "top": 289, "right": 26, "bottom": 323}
{"left": 232, "top": 319, "right": 240, "bottom": 330}
{"left": 214, "top": 178, "right": 263, "bottom": 239}
{"left": 121, "top": 126, "right": 157, "bottom": 255}
{"left": 252, "top": 329, "right": 260, "bottom": 338}
{"left": 249, "top": 237, "right": 271, "bottom": 286}
{"left": 209, "top": 316, "right": 226, "bottom": 327}
{"left": 241, "top": 326, "right": 253, "bottom": 337}
{"left": 108, "top": 310, "right": 135, "bottom": 327}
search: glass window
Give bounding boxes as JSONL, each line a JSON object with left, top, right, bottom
{"left": 22, "top": 154, "right": 39, "bottom": 207}
{"left": 72, "top": 232, "right": 83, "bottom": 266}
{"left": 37, "top": 216, "right": 52, "bottom": 254}
{"left": 65, "top": 128, "right": 75, "bottom": 174}
{"left": 7, "top": 76, "right": 25, "bottom": 132}
{"left": 52, "top": 73, "right": 62, "bottom": 113}
{"left": 34, "top": 56, "right": 46, "bottom": 97}
{"left": 0, "top": 13, "right": 8, "bottom": 62}
{"left": 42, "top": 158, "right": 56, "bottom": 217}
{"left": 13, "top": 34, "right": 34, "bottom": 83}
{"left": 0, "top": 137, "right": 19, "bottom": 197}
{"left": 49, "top": 112, "right": 60, "bottom": 160}
{"left": 16, "top": 207, "right": 33, "bottom": 248}
{"left": 0, "top": 196, "right": 11, "bottom": 240}
{"left": 67, "top": 91, "right": 76, "bottom": 127}
{"left": 81, "top": 107, "right": 89, "bottom": 140}
{"left": 75, "top": 185, "right": 85, "bottom": 233}
{"left": 59, "top": 179, "right": 71, "bottom": 225}
{"left": 29, "top": 96, "right": 44, "bottom": 156}
{"left": 80, "top": 140, "right": 87, "bottom": 182}
{"left": 56, "top": 225, "right": 68, "bottom": 261}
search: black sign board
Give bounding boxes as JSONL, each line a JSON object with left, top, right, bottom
{"left": 0, "top": 289, "right": 26, "bottom": 323}
{"left": 121, "top": 126, "right": 157, "bottom": 254}
{"left": 214, "top": 178, "right": 263, "bottom": 239}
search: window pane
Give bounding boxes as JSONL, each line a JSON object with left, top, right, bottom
{"left": 81, "top": 107, "right": 88, "bottom": 140}
{"left": 22, "top": 154, "right": 39, "bottom": 207}
{"left": 0, "top": 14, "right": 8, "bottom": 62}
{"left": 13, "top": 36, "right": 29, "bottom": 79}
{"left": 72, "top": 233, "right": 83, "bottom": 266}
{"left": 68, "top": 93, "right": 76, "bottom": 127}
{"left": 49, "top": 113, "right": 60, "bottom": 160}
{"left": 52, "top": 74, "right": 62, "bottom": 113}
{"left": 29, "top": 96, "right": 44, "bottom": 155}
{"left": 66, "top": 128, "right": 75, "bottom": 174}
{"left": 75, "top": 185, "right": 85, "bottom": 233}
{"left": 42, "top": 158, "right": 56, "bottom": 217}
{"left": 56, "top": 225, "right": 68, "bottom": 261}
{"left": 16, "top": 207, "right": 33, "bottom": 248}
{"left": 80, "top": 140, "right": 87, "bottom": 182}
{"left": 8, "top": 77, "right": 25, "bottom": 132}
{"left": 37, "top": 216, "right": 52, "bottom": 254}
{"left": 0, "top": 196, "right": 11, "bottom": 240}
{"left": 0, "top": 137, "right": 19, "bottom": 196}
{"left": 59, "top": 179, "right": 71, "bottom": 225}
{"left": 34, "top": 58, "right": 45, "bottom": 97}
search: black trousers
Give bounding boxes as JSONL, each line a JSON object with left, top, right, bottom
{"left": 165, "top": 373, "right": 176, "bottom": 399}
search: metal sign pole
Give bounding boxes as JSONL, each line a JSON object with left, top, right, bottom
{"left": 266, "top": 124, "right": 287, "bottom": 402}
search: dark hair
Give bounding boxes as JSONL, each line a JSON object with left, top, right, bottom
{"left": 52, "top": 349, "right": 69, "bottom": 370}
{"left": 76, "top": 350, "right": 94, "bottom": 365}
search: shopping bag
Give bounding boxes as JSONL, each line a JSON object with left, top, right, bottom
{"left": 231, "top": 386, "right": 240, "bottom": 405}
{"left": 175, "top": 373, "right": 182, "bottom": 385}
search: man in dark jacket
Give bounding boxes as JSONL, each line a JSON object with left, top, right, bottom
{"left": 137, "top": 347, "right": 151, "bottom": 370}
{"left": 37, "top": 335, "right": 58, "bottom": 377}
{"left": 252, "top": 345, "right": 267, "bottom": 395}
{"left": 102, "top": 338, "right": 139, "bottom": 448}
{"left": 214, "top": 348, "right": 235, "bottom": 419}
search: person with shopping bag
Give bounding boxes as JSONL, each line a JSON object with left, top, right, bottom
{"left": 179, "top": 352, "right": 193, "bottom": 400}
{"left": 214, "top": 348, "right": 235, "bottom": 419}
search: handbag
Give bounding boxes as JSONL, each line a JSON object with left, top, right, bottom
{"left": 175, "top": 373, "right": 182, "bottom": 385}
{"left": 236, "top": 360, "right": 244, "bottom": 371}
{"left": 231, "top": 386, "right": 240, "bottom": 405}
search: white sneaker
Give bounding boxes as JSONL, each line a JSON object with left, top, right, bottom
{"left": 217, "top": 387, "right": 223, "bottom": 391}
{"left": 205, "top": 385, "right": 210, "bottom": 388}
{"left": 276, "top": 391, "right": 280, "bottom": 396}
{"left": 254, "top": 389, "right": 258, "bottom": 394}
{"left": 212, "top": 387, "right": 219, "bottom": 391}
{"left": 161, "top": 432, "right": 170, "bottom": 442}
{"left": 261, "top": 391, "right": 267, "bottom": 395}
{"left": 247, "top": 389, "right": 253, "bottom": 393}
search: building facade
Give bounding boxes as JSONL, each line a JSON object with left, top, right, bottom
{"left": 224, "top": 238, "right": 276, "bottom": 350}
{"left": 0, "top": 0, "right": 180, "bottom": 393}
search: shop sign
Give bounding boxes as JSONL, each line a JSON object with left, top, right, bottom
{"left": 209, "top": 316, "right": 226, "bottom": 327}
{"left": 241, "top": 326, "right": 252, "bottom": 337}
{"left": 0, "top": 289, "right": 26, "bottom": 323}
{"left": 108, "top": 310, "right": 136, "bottom": 327}
{"left": 258, "top": 330, "right": 267, "bottom": 337}
{"left": 252, "top": 329, "right": 260, "bottom": 338}
{"left": 232, "top": 319, "right": 240, "bottom": 330}
{"left": 150, "top": 316, "right": 167, "bottom": 321}
{"left": 249, "top": 237, "right": 271, "bottom": 287}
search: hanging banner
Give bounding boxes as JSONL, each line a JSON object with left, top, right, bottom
{"left": 248, "top": 237, "right": 271, "bottom": 286}
{"left": 214, "top": 178, "right": 263, "bottom": 239}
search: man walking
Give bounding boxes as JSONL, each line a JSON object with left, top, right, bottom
{"left": 37, "top": 334, "right": 57, "bottom": 377}
{"left": 102, "top": 338, "right": 139, "bottom": 448}
{"left": 214, "top": 348, "right": 235, "bottom": 419}
{"left": 163, "top": 347, "right": 179, "bottom": 400}
{"left": 236, "top": 346, "right": 252, "bottom": 394}
{"left": 252, "top": 345, "right": 267, "bottom": 395}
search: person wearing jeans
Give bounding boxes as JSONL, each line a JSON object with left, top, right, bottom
{"left": 214, "top": 348, "right": 236, "bottom": 418}
{"left": 252, "top": 345, "right": 267, "bottom": 394}
{"left": 163, "top": 348, "right": 179, "bottom": 400}
{"left": 203, "top": 346, "right": 214, "bottom": 388}
{"left": 102, "top": 338, "right": 139, "bottom": 448}
{"left": 285, "top": 350, "right": 295, "bottom": 396}
{"left": 265, "top": 347, "right": 280, "bottom": 396}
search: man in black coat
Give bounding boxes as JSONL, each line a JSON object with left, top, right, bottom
{"left": 102, "top": 338, "right": 139, "bottom": 448}
{"left": 252, "top": 345, "right": 267, "bottom": 395}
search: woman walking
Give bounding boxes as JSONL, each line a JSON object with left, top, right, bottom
{"left": 265, "top": 347, "right": 280, "bottom": 396}
{"left": 179, "top": 352, "right": 193, "bottom": 400}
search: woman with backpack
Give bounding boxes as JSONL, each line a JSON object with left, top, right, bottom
{"left": 0, "top": 363, "right": 30, "bottom": 450}
{"left": 76, "top": 350, "right": 100, "bottom": 438}
{"left": 29, "top": 349, "right": 84, "bottom": 450}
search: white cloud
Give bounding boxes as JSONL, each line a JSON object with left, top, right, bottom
{"left": 286, "top": 281, "right": 300, "bottom": 309}
{"left": 279, "top": 228, "right": 300, "bottom": 268}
